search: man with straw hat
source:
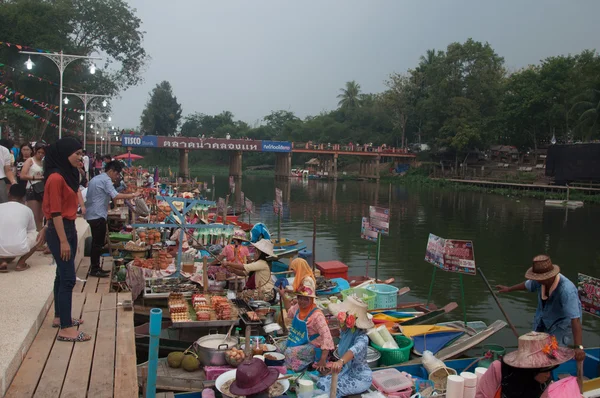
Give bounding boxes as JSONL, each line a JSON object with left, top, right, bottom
{"left": 496, "top": 255, "right": 584, "bottom": 362}
{"left": 476, "top": 332, "right": 574, "bottom": 398}
{"left": 316, "top": 295, "right": 375, "bottom": 398}
{"left": 224, "top": 238, "right": 276, "bottom": 301}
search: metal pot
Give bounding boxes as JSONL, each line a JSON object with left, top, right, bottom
{"left": 334, "top": 347, "right": 381, "bottom": 369}
{"left": 194, "top": 333, "right": 238, "bottom": 366}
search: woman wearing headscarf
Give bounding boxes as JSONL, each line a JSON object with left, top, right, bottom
{"left": 476, "top": 332, "right": 574, "bottom": 398}
{"left": 43, "top": 137, "right": 91, "bottom": 342}
{"left": 279, "top": 258, "right": 316, "bottom": 308}
{"left": 317, "top": 296, "right": 374, "bottom": 398}
{"left": 280, "top": 279, "right": 334, "bottom": 372}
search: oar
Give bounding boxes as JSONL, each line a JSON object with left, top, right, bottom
{"left": 329, "top": 371, "right": 339, "bottom": 398}
{"left": 478, "top": 267, "right": 519, "bottom": 338}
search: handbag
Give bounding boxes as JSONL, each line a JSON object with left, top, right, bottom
{"left": 32, "top": 181, "right": 45, "bottom": 195}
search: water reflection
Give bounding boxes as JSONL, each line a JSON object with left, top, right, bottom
{"left": 205, "top": 175, "right": 600, "bottom": 349}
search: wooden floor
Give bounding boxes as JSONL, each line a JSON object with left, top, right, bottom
{"left": 5, "top": 259, "right": 138, "bottom": 398}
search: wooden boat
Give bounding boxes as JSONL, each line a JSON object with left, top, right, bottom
{"left": 545, "top": 199, "right": 584, "bottom": 208}
{"left": 272, "top": 238, "right": 301, "bottom": 248}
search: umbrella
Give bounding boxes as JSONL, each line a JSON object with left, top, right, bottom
{"left": 114, "top": 153, "right": 144, "bottom": 161}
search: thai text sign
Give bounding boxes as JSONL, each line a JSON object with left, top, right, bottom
{"left": 157, "top": 136, "right": 262, "bottom": 151}
{"left": 361, "top": 217, "right": 378, "bottom": 242}
{"left": 262, "top": 141, "right": 292, "bottom": 152}
{"left": 121, "top": 135, "right": 158, "bottom": 148}
{"left": 369, "top": 206, "right": 390, "bottom": 235}
{"left": 578, "top": 273, "right": 600, "bottom": 318}
{"left": 425, "top": 233, "right": 476, "bottom": 275}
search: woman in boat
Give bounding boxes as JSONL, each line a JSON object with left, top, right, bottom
{"left": 209, "top": 228, "right": 250, "bottom": 284}
{"left": 229, "top": 358, "right": 280, "bottom": 398}
{"left": 224, "top": 239, "right": 275, "bottom": 301}
{"left": 317, "top": 295, "right": 374, "bottom": 398}
{"left": 279, "top": 257, "right": 316, "bottom": 310}
{"left": 476, "top": 332, "right": 574, "bottom": 398}
{"left": 279, "top": 279, "right": 334, "bottom": 372}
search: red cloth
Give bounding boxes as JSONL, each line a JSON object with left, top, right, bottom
{"left": 43, "top": 173, "right": 78, "bottom": 220}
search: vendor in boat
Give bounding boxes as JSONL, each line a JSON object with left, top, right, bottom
{"left": 280, "top": 279, "right": 334, "bottom": 372}
{"left": 223, "top": 239, "right": 275, "bottom": 301}
{"left": 476, "top": 332, "right": 574, "bottom": 398}
{"left": 209, "top": 228, "right": 250, "bottom": 283}
{"left": 229, "top": 358, "right": 281, "bottom": 398}
{"left": 317, "top": 296, "right": 374, "bottom": 398}
{"left": 279, "top": 258, "right": 316, "bottom": 307}
{"left": 496, "top": 255, "right": 584, "bottom": 362}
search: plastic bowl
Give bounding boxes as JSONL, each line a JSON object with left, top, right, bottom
{"left": 264, "top": 352, "right": 285, "bottom": 366}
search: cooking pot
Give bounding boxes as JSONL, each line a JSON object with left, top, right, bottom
{"left": 334, "top": 347, "right": 380, "bottom": 369}
{"left": 195, "top": 332, "right": 238, "bottom": 366}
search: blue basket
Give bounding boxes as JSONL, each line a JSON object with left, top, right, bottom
{"left": 367, "top": 284, "right": 399, "bottom": 309}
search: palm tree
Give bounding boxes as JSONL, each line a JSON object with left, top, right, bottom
{"left": 571, "top": 89, "right": 600, "bottom": 140}
{"left": 337, "top": 81, "right": 362, "bottom": 110}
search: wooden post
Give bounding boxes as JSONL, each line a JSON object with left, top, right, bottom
{"left": 244, "top": 324, "right": 252, "bottom": 358}
{"left": 312, "top": 215, "right": 317, "bottom": 271}
{"left": 203, "top": 257, "right": 208, "bottom": 294}
{"left": 329, "top": 371, "right": 339, "bottom": 398}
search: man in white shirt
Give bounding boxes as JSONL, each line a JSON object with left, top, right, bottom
{"left": 0, "top": 184, "right": 46, "bottom": 272}
{"left": 0, "top": 139, "right": 17, "bottom": 204}
{"left": 82, "top": 150, "right": 90, "bottom": 181}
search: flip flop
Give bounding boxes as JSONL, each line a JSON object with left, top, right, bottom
{"left": 56, "top": 331, "right": 91, "bottom": 342}
{"left": 52, "top": 318, "right": 84, "bottom": 328}
{"left": 15, "top": 263, "right": 30, "bottom": 271}
{"left": 0, "top": 263, "right": 8, "bottom": 273}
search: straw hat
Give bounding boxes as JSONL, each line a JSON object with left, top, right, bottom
{"left": 503, "top": 332, "right": 573, "bottom": 369}
{"left": 192, "top": 188, "right": 201, "bottom": 194}
{"left": 232, "top": 228, "right": 249, "bottom": 242}
{"left": 293, "top": 278, "right": 317, "bottom": 298}
{"left": 229, "top": 358, "right": 279, "bottom": 396}
{"left": 329, "top": 295, "right": 374, "bottom": 330}
{"left": 525, "top": 255, "right": 560, "bottom": 281}
{"left": 251, "top": 239, "right": 276, "bottom": 258}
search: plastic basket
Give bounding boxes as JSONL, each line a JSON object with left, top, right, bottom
{"left": 370, "top": 335, "right": 414, "bottom": 366}
{"left": 341, "top": 288, "right": 377, "bottom": 310}
{"left": 367, "top": 284, "right": 399, "bottom": 309}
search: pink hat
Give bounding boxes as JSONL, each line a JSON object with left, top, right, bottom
{"left": 229, "top": 358, "right": 279, "bottom": 396}
{"left": 503, "top": 332, "right": 573, "bottom": 369}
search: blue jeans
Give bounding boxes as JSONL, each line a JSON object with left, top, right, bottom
{"left": 46, "top": 219, "right": 78, "bottom": 328}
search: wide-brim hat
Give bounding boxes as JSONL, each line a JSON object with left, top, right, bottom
{"left": 229, "top": 358, "right": 279, "bottom": 396}
{"left": 192, "top": 188, "right": 201, "bottom": 194}
{"left": 293, "top": 278, "right": 317, "bottom": 298}
{"left": 251, "top": 239, "right": 276, "bottom": 258}
{"left": 232, "top": 228, "right": 249, "bottom": 242}
{"left": 503, "top": 332, "right": 573, "bottom": 369}
{"left": 525, "top": 254, "right": 560, "bottom": 281}
{"left": 328, "top": 295, "right": 375, "bottom": 330}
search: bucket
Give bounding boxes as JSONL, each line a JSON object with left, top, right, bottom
{"left": 478, "top": 344, "right": 505, "bottom": 368}
{"left": 428, "top": 365, "right": 458, "bottom": 392}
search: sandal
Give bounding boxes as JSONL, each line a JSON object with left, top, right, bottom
{"left": 15, "top": 263, "right": 30, "bottom": 272}
{"left": 0, "top": 263, "right": 8, "bottom": 273}
{"left": 57, "top": 331, "right": 92, "bottom": 342}
{"left": 52, "top": 318, "right": 84, "bottom": 328}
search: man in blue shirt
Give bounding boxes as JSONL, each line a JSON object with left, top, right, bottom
{"left": 85, "top": 161, "right": 140, "bottom": 277}
{"left": 496, "top": 254, "right": 585, "bottom": 363}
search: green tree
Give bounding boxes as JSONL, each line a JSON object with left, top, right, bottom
{"left": 140, "top": 81, "right": 182, "bottom": 136}
{"left": 337, "top": 80, "right": 362, "bottom": 110}
{"left": 571, "top": 89, "right": 600, "bottom": 140}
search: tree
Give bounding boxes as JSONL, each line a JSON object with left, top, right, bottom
{"left": 140, "top": 81, "right": 182, "bottom": 136}
{"left": 571, "top": 89, "right": 600, "bottom": 140}
{"left": 384, "top": 74, "right": 415, "bottom": 148}
{"left": 337, "top": 81, "right": 362, "bottom": 110}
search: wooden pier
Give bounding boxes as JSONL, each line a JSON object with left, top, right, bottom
{"left": 437, "top": 178, "right": 600, "bottom": 195}
{"left": 5, "top": 259, "right": 138, "bottom": 398}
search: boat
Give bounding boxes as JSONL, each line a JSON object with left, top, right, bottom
{"left": 272, "top": 238, "right": 302, "bottom": 248}
{"left": 544, "top": 199, "right": 584, "bottom": 208}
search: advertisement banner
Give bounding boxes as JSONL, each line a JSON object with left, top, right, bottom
{"left": 578, "top": 273, "right": 600, "bottom": 318}
{"left": 240, "top": 191, "right": 245, "bottom": 206}
{"left": 425, "top": 233, "right": 476, "bottom": 275}
{"left": 369, "top": 206, "right": 390, "bottom": 235}
{"left": 217, "top": 198, "right": 226, "bottom": 214}
{"left": 273, "top": 200, "right": 282, "bottom": 216}
{"left": 361, "top": 217, "right": 378, "bottom": 242}
{"left": 121, "top": 135, "right": 158, "bottom": 148}
{"left": 275, "top": 188, "right": 283, "bottom": 206}
{"left": 157, "top": 136, "right": 262, "bottom": 151}
{"left": 245, "top": 198, "right": 253, "bottom": 214}
{"left": 262, "top": 141, "right": 292, "bottom": 153}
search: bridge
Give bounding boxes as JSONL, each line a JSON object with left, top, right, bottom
{"left": 88, "top": 135, "right": 416, "bottom": 181}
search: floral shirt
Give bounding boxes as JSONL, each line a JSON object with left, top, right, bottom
{"left": 287, "top": 304, "right": 334, "bottom": 350}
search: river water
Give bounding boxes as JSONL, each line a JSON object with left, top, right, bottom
{"left": 204, "top": 175, "right": 599, "bottom": 351}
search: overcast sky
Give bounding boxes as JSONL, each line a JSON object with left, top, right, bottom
{"left": 112, "top": 0, "right": 600, "bottom": 130}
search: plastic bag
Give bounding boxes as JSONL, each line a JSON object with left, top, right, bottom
{"left": 545, "top": 376, "right": 581, "bottom": 398}
{"left": 361, "top": 391, "right": 387, "bottom": 398}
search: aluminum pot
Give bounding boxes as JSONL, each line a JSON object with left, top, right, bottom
{"left": 194, "top": 333, "right": 238, "bottom": 366}
{"left": 334, "top": 347, "right": 381, "bottom": 369}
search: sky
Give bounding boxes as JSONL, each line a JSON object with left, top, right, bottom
{"left": 111, "top": 0, "right": 600, "bottom": 130}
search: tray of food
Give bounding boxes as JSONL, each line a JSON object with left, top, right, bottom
{"left": 143, "top": 277, "right": 199, "bottom": 298}
{"left": 169, "top": 293, "right": 240, "bottom": 328}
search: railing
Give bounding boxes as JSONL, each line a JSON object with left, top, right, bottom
{"left": 291, "top": 142, "right": 409, "bottom": 154}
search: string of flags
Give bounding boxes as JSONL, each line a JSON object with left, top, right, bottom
{"left": 0, "top": 81, "right": 85, "bottom": 118}
{"left": 0, "top": 63, "right": 78, "bottom": 91}
{"left": 0, "top": 93, "right": 81, "bottom": 135}
{"left": 0, "top": 41, "right": 56, "bottom": 54}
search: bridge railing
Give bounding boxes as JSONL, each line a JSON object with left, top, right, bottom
{"left": 292, "top": 142, "right": 409, "bottom": 154}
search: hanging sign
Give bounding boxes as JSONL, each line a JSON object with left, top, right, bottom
{"left": 229, "top": 176, "right": 234, "bottom": 190}
{"left": 217, "top": 197, "right": 226, "bottom": 214}
{"left": 424, "top": 233, "right": 476, "bottom": 275}
{"left": 578, "top": 273, "right": 600, "bottom": 317}
{"left": 275, "top": 188, "right": 283, "bottom": 207}
{"left": 240, "top": 191, "right": 245, "bottom": 206}
{"left": 245, "top": 198, "right": 253, "bottom": 214}
{"left": 360, "top": 217, "right": 378, "bottom": 242}
{"left": 369, "top": 206, "right": 390, "bottom": 235}
{"left": 273, "top": 201, "right": 282, "bottom": 216}
{"left": 231, "top": 182, "right": 236, "bottom": 194}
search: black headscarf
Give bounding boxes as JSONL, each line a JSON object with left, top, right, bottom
{"left": 500, "top": 359, "right": 554, "bottom": 398}
{"left": 44, "top": 137, "right": 82, "bottom": 193}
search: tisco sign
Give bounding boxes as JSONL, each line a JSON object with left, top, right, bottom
{"left": 121, "top": 135, "right": 158, "bottom": 147}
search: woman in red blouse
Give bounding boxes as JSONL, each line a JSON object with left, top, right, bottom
{"left": 43, "top": 137, "right": 91, "bottom": 342}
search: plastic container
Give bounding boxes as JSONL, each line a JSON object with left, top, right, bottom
{"left": 298, "top": 249, "right": 313, "bottom": 264}
{"left": 446, "top": 375, "right": 465, "bottom": 398}
{"left": 367, "top": 284, "right": 399, "bottom": 309}
{"left": 461, "top": 371, "right": 477, "bottom": 398}
{"left": 372, "top": 368, "right": 413, "bottom": 394}
{"left": 370, "top": 334, "right": 414, "bottom": 366}
{"left": 341, "top": 288, "right": 376, "bottom": 310}
{"left": 315, "top": 260, "right": 349, "bottom": 280}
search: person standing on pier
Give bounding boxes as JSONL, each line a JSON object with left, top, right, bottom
{"left": 496, "top": 255, "right": 585, "bottom": 362}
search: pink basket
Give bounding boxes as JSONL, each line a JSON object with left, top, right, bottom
{"left": 372, "top": 368, "right": 413, "bottom": 394}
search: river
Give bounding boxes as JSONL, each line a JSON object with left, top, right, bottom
{"left": 203, "top": 174, "right": 599, "bottom": 351}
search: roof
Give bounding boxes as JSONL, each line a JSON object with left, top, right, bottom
{"left": 305, "top": 158, "right": 320, "bottom": 165}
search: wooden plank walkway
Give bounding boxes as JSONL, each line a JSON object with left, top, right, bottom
{"left": 5, "top": 258, "right": 138, "bottom": 398}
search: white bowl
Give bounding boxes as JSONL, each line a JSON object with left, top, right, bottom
{"left": 215, "top": 369, "right": 290, "bottom": 398}
{"left": 240, "top": 343, "right": 277, "bottom": 353}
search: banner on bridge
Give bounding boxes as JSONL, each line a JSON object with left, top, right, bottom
{"left": 121, "top": 135, "right": 292, "bottom": 152}
{"left": 262, "top": 141, "right": 292, "bottom": 152}
{"left": 121, "top": 135, "right": 158, "bottom": 148}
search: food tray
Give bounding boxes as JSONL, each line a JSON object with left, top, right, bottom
{"left": 230, "top": 298, "right": 262, "bottom": 325}
{"left": 169, "top": 294, "right": 240, "bottom": 328}
{"left": 143, "top": 277, "right": 199, "bottom": 298}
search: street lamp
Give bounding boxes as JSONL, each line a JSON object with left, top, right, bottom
{"left": 80, "top": 114, "right": 84, "bottom": 121}
{"left": 63, "top": 92, "right": 111, "bottom": 152}
{"left": 20, "top": 50, "right": 102, "bottom": 139}
{"left": 63, "top": 97, "right": 69, "bottom": 105}
{"left": 102, "top": 100, "right": 107, "bottom": 107}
